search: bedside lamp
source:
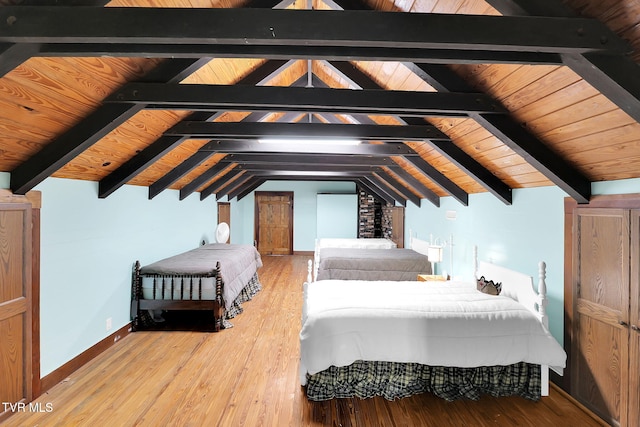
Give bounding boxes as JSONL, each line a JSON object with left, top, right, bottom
{"left": 427, "top": 243, "right": 443, "bottom": 276}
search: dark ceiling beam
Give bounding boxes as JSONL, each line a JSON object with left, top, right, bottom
{"left": 481, "top": 114, "right": 592, "bottom": 203}
{"left": 9, "top": 57, "right": 211, "bottom": 195}
{"left": 230, "top": 176, "right": 265, "bottom": 201}
{"left": 0, "top": 43, "right": 40, "bottom": 78}
{"left": 387, "top": 166, "right": 440, "bottom": 207}
{"left": 483, "top": 0, "right": 576, "bottom": 17}
{"left": 39, "top": 43, "right": 563, "bottom": 65}
{"left": 148, "top": 151, "right": 213, "bottom": 200}
{"left": 406, "top": 63, "right": 592, "bottom": 203}
{"left": 108, "top": 83, "right": 502, "bottom": 116}
{"left": 373, "top": 171, "right": 421, "bottom": 207}
{"left": 179, "top": 160, "right": 233, "bottom": 201}
{"left": 199, "top": 139, "right": 420, "bottom": 156}
{"left": 491, "top": 0, "right": 640, "bottom": 123}
{"left": 360, "top": 176, "right": 405, "bottom": 206}
{"left": 217, "top": 174, "right": 252, "bottom": 201}
{"left": 355, "top": 179, "right": 395, "bottom": 205}
{"left": 99, "top": 135, "right": 186, "bottom": 199}
{"left": 200, "top": 167, "right": 244, "bottom": 200}
{"left": 561, "top": 53, "right": 640, "bottom": 124}
{"left": 0, "top": 7, "right": 626, "bottom": 55}
{"left": 327, "top": 60, "right": 511, "bottom": 204}
{"left": 101, "top": 59, "right": 296, "bottom": 199}
{"left": 238, "top": 164, "right": 382, "bottom": 173}
{"left": 166, "top": 121, "right": 450, "bottom": 142}
{"left": 405, "top": 157, "right": 469, "bottom": 206}
{"left": 224, "top": 153, "right": 398, "bottom": 166}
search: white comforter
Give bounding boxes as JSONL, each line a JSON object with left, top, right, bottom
{"left": 299, "top": 280, "right": 566, "bottom": 384}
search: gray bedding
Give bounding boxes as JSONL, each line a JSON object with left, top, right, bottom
{"left": 139, "top": 243, "right": 262, "bottom": 310}
{"left": 316, "top": 247, "right": 431, "bottom": 280}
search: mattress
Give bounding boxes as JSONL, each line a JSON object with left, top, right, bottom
{"left": 300, "top": 279, "right": 566, "bottom": 383}
{"left": 316, "top": 247, "right": 431, "bottom": 280}
{"left": 139, "top": 243, "right": 262, "bottom": 310}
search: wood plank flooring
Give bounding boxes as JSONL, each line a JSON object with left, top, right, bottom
{"left": 3, "top": 255, "right": 607, "bottom": 427}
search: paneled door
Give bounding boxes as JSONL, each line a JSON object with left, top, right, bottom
{"left": 0, "top": 202, "right": 33, "bottom": 420}
{"left": 572, "top": 208, "right": 629, "bottom": 426}
{"left": 255, "top": 192, "right": 293, "bottom": 255}
{"left": 629, "top": 210, "right": 640, "bottom": 427}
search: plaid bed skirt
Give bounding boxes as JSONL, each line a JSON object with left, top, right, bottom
{"left": 305, "top": 360, "right": 541, "bottom": 402}
{"left": 223, "top": 272, "right": 262, "bottom": 328}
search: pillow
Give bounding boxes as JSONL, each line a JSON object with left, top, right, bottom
{"left": 477, "top": 275, "right": 502, "bottom": 295}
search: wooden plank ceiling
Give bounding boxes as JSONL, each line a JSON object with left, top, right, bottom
{"left": 1, "top": 0, "right": 640, "bottom": 207}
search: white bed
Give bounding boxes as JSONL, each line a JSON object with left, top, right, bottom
{"left": 300, "top": 250, "right": 566, "bottom": 401}
{"left": 313, "top": 238, "right": 397, "bottom": 281}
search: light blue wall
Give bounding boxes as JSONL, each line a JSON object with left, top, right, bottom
{"left": 405, "top": 177, "right": 640, "bottom": 347}
{"left": 1, "top": 174, "right": 217, "bottom": 376}
{"left": 316, "top": 194, "right": 358, "bottom": 238}
{"left": 225, "top": 181, "right": 356, "bottom": 251}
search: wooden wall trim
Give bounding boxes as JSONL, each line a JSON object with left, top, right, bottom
{"left": 40, "top": 324, "right": 131, "bottom": 394}
{"left": 563, "top": 193, "right": 640, "bottom": 394}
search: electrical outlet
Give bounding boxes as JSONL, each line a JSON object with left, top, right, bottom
{"left": 106, "top": 317, "right": 112, "bottom": 331}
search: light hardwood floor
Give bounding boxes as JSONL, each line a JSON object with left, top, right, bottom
{"left": 3, "top": 255, "right": 607, "bottom": 426}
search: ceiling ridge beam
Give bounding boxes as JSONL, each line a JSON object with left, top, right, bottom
{"left": 10, "top": 57, "right": 211, "bottom": 195}
{"left": 0, "top": 7, "right": 626, "bottom": 55}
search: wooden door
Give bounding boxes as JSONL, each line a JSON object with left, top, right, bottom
{"left": 255, "top": 192, "right": 293, "bottom": 255}
{"left": 572, "top": 208, "right": 629, "bottom": 427}
{"left": 0, "top": 202, "right": 33, "bottom": 420}
{"left": 390, "top": 206, "right": 405, "bottom": 248}
{"left": 629, "top": 210, "right": 640, "bottom": 427}
{"left": 217, "top": 202, "right": 231, "bottom": 241}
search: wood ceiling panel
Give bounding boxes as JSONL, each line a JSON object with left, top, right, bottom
{"left": 0, "top": 56, "right": 162, "bottom": 171}
{"left": 565, "top": 0, "right": 640, "bottom": 61}
{"left": 391, "top": 156, "right": 448, "bottom": 197}
{"left": 127, "top": 139, "right": 217, "bottom": 187}
{"left": 181, "top": 58, "right": 266, "bottom": 85}
{"left": 184, "top": 159, "right": 237, "bottom": 194}
{"left": 56, "top": 109, "right": 191, "bottom": 182}
{"left": 501, "top": 66, "right": 580, "bottom": 113}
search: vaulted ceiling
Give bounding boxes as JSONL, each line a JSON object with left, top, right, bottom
{"left": 1, "top": 0, "right": 640, "bottom": 207}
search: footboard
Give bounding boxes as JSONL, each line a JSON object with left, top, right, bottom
{"left": 130, "top": 260, "right": 225, "bottom": 332}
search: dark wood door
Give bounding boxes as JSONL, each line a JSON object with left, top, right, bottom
{"left": 572, "top": 208, "right": 629, "bottom": 427}
{"left": 217, "top": 202, "right": 231, "bottom": 241}
{"left": 255, "top": 192, "right": 293, "bottom": 255}
{"left": 390, "top": 206, "right": 405, "bottom": 248}
{"left": 0, "top": 202, "right": 33, "bottom": 420}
